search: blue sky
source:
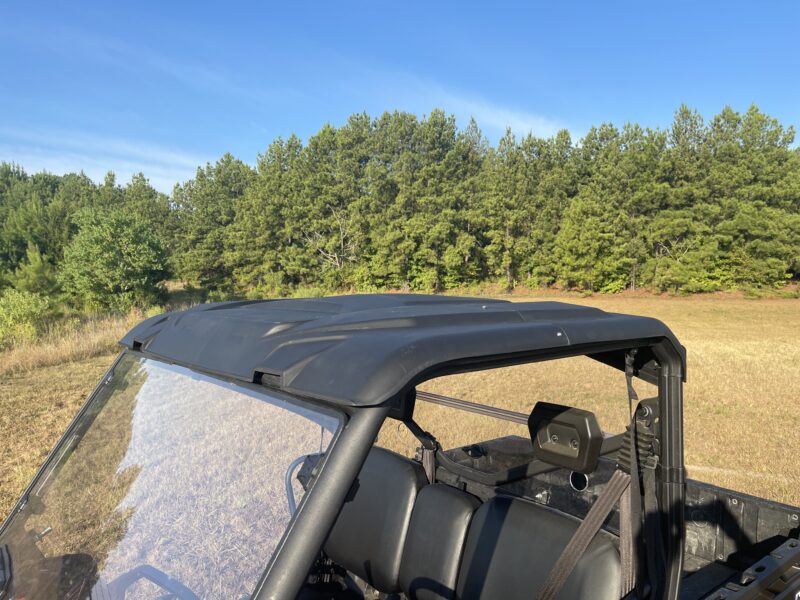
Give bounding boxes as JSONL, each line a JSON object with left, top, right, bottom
{"left": 2, "top": 1, "right": 798, "bottom": 191}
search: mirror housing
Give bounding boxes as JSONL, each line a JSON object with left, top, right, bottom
{"left": 528, "top": 402, "right": 603, "bottom": 474}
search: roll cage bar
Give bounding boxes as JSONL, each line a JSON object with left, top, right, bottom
{"left": 251, "top": 336, "right": 685, "bottom": 600}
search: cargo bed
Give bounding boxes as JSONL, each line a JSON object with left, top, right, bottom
{"left": 435, "top": 435, "right": 800, "bottom": 599}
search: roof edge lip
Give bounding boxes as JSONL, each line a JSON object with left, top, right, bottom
{"left": 123, "top": 332, "right": 684, "bottom": 409}
{"left": 118, "top": 293, "right": 686, "bottom": 407}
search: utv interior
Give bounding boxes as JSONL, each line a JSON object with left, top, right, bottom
{"left": 0, "top": 294, "right": 797, "bottom": 600}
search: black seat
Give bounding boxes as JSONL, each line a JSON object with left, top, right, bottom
{"left": 399, "top": 483, "right": 481, "bottom": 600}
{"left": 324, "top": 447, "right": 427, "bottom": 593}
{"left": 325, "top": 447, "right": 620, "bottom": 600}
{"left": 455, "top": 495, "right": 621, "bottom": 600}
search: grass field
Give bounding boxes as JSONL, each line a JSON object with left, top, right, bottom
{"left": 1, "top": 292, "right": 799, "bottom": 519}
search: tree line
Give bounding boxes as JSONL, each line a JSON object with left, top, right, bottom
{"left": 1, "top": 104, "right": 799, "bottom": 323}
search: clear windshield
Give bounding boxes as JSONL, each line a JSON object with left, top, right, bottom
{"left": 0, "top": 353, "right": 342, "bottom": 599}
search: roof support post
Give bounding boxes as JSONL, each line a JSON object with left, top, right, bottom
{"left": 653, "top": 340, "right": 686, "bottom": 600}
{"left": 252, "top": 404, "right": 390, "bottom": 599}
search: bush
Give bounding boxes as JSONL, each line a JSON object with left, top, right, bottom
{"left": 144, "top": 305, "right": 166, "bottom": 319}
{"left": 59, "top": 210, "right": 168, "bottom": 312}
{"left": 0, "top": 289, "right": 50, "bottom": 349}
{"left": 9, "top": 243, "right": 60, "bottom": 297}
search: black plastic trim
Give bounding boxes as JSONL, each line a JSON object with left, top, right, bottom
{"left": 251, "top": 405, "right": 390, "bottom": 599}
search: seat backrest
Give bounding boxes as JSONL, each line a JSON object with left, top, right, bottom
{"left": 399, "top": 483, "right": 481, "bottom": 600}
{"left": 455, "top": 495, "right": 621, "bottom": 600}
{"left": 324, "top": 447, "right": 427, "bottom": 593}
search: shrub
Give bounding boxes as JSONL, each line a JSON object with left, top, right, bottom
{"left": 59, "top": 210, "right": 168, "bottom": 312}
{"left": 0, "top": 289, "right": 50, "bottom": 349}
{"left": 144, "top": 305, "right": 166, "bottom": 319}
{"left": 9, "top": 243, "right": 60, "bottom": 297}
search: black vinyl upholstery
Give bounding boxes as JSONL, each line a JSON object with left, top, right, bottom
{"left": 399, "top": 484, "right": 481, "bottom": 600}
{"left": 324, "top": 447, "right": 621, "bottom": 600}
{"left": 324, "top": 447, "right": 427, "bottom": 593}
{"left": 455, "top": 495, "right": 621, "bottom": 600}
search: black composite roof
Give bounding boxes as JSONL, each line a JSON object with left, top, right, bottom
{"left": 120, "top": 294, "right": 685, "bottom": 407}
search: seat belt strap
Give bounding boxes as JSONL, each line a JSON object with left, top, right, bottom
{"left": 625, "top": 350, "right": 646, "bottom": 598}
{"left": 403, "top": 418, "right": 439, "bottom": 483}
{"left": 619, "top": 482, "right": 636, "bottom": 596}
{"left": 625, "top": 350, "right": 640, "bottom": 413}
{"left": 643, "top": 456, "right": 666, "bottom": 599}
{"left": 536, "top": 469, "right": 631, "bottom": 600}
{"left": 421, "top": 447, "right": 436, "bottom": 484}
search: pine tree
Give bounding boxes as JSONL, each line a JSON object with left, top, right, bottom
{"left": 173, "top": 154, "right": 254, "bottom": 291}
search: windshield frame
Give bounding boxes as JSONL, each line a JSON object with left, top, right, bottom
{"left": 0, "top": 349, "right": 350, "bottom": 599}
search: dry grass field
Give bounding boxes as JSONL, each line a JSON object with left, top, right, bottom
{"left": 1, "top": 293, "right": 799, "bottom": 521}
{"left": 380, "top": 291, "right": 800, "bottom": 507}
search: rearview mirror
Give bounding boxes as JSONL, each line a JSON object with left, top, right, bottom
{"left": 528, "top": 402, "right": 603, "bottom": 474}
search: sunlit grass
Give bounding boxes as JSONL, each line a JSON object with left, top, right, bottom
{"left": 2, "top": 293, "right": 799, "bottom": 520}
{"left": 0, "top": 311, "right": 145, "bottom": 378}
{"left": 379, "top": 292, "right": 800, "bottom": 507}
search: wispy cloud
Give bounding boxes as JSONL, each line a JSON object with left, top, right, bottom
{"left": 7, "top": 23, "right": 307, "bottom": 107}
{"left": 0, "top": 21, "right": 572, "bottom": 187}
{"left": 344, "top": 67, "right": 569, "bottom": 140}
{"left": 433, "top": 88, "right": 566, "bottom": 139}
{"left": 0, "top": 128, "right": 208, "bottom": 192}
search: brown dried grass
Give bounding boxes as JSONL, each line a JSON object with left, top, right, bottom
{"left": 0, "top": 311, "right": 143, "bottom": 378}
{"left": 379, "top": 292, "right": 800, "bottom": 507}
{"left": 2, "top": 294, "right": 799, "bottom": 521}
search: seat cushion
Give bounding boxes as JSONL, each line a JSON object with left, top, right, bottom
{"left": 456, "top": 496, "right": 621, "bottom": 600}
{"left": 399, "top": 484, "right": 481, "bottom": 600}
{"left": 324, "top": 447, "right": 427, "bottom": 593}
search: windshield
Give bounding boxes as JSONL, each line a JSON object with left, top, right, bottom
{"left": 0, "top": 353, "right": 342, "bottom": 599}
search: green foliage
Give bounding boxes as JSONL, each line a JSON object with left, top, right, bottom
{"left": 0, "top": 288, "right": 50, "bottom": 348}
{"left": 59, "top": 210, "right": 168, "bottom": 311}
{"left": 554, "top": 192, "right": 611, "bottom": 291}
{"left": 9, "top": 242, "right": 60, "bottom": 296}
{"left": 123, "top": 173, "right": 172, "bottom": 247}
{"left": 1, "top": 103, "right": 799, "bottom": 308}
{"left": 173, "top": 154, "right": 255, "bottom": 290}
